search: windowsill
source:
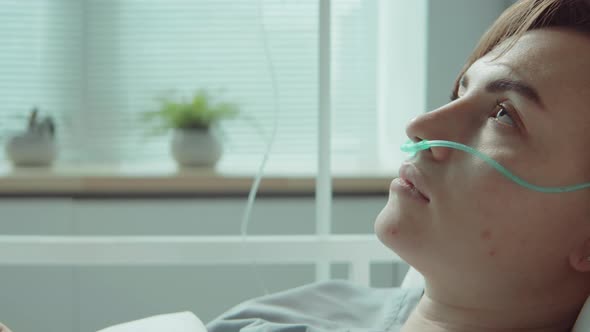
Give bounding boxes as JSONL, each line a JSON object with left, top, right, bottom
{"left": 0, "top": 163, "right": 395, "bottom": 196}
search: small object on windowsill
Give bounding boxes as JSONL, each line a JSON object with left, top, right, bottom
{"left": 171, "top": 127, "right": 222, "bottom": 167}
{"left": 141, "top": 89, "right": 238, "bottom": 168}
{"left": 5, "top": 107, "right": 57, "bottom": 167}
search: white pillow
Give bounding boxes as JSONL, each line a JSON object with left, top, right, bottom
{"left": 400, "top": 266, "right": 425, "bottom": 289}
{"left": 400, "top": 267, "right": 590, "bottom": 332}
{"left": 96, "top": 311, "right": 207, "bottom": 332}
{"left": 573, "top": 297, "right": 590, "bottom": 332}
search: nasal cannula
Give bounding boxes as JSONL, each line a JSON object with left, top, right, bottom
{"left": 401, "top": 139, "right": 590, "bottom": 193}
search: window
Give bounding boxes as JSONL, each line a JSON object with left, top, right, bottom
{"left": 0, "top": 0, "right": 426, "bottom": 176}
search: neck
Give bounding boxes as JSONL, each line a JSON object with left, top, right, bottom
{"left": 401, "top": 286, "right": 582, "bottom": 332}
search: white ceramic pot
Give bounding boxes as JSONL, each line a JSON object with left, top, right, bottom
{"left": 171, "top": 128, "right": 222, "bottom": 167}
{"left": 5, "top": 133, "right": 57, "bottom": 167}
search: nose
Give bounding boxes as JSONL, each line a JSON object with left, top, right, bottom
{"left": 405, "top": 100, "right": 471, "bottom": 161}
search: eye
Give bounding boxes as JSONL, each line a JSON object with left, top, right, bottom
{"left": 492, "top": 101, "right": 516, "bottom": 127}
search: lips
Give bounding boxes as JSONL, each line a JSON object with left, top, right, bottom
{"left": 398, "top": 163, "right": 430, "bottom": 202}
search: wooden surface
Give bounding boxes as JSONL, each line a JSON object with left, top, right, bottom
{"left": 0, "top": 164, "right": 394, "bottom": 195}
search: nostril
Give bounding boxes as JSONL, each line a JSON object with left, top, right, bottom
{"left": 412, "top": 137, "right": 432, "bottom": 153}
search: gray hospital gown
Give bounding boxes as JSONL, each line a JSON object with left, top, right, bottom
{"left": 206, "top": 280, "right": 423, "bottom": 332}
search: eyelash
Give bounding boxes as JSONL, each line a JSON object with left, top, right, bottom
{"left": 450, "top": 93, "right": 521, "bottom": 131}
{"left": 492, "top": 100, "right": 520, "bottom": 130}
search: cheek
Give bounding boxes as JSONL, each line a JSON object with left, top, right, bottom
{"left": 437, "top": 161, "right": 507, "bottom": 223}
{"left": 475, "top": 194, "right": 582, "bottom": 262}
{"left": 437, "top": 162, "right": 534, "bottom": 253}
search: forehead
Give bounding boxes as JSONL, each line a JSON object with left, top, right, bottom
{"left": 472, "top": 28, "right": 590, "bottom": 112}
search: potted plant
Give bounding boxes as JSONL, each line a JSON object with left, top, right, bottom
{"left": 5, "top": 107, "right": 57, "bottom": 167}
{"left": 142, "top": 90, "right": 238, "bottom": 167}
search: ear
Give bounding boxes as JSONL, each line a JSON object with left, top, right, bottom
{"left": 569, "top": 239, "right": 590, "bottom": 272}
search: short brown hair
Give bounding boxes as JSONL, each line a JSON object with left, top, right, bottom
{"left": 451, "top": 0, "right": 590, "bottom": 100}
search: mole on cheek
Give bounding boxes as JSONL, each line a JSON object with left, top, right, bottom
{"left": 390, "top": 227, "right": 399, "bottom": 235}
{"left": 480, "top": 230, "right": 492, "bottom": 240}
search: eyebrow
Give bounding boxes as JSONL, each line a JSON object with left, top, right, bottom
{"left": 460, "top": 74, "right": 545, "bottom": 110}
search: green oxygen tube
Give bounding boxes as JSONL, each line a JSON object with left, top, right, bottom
{"left": 401, "top": 140, "right": 590, "bottom": 193}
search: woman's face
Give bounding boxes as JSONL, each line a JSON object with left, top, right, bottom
{"left": 375, "top": 28, "right": 590, "bottom": 293}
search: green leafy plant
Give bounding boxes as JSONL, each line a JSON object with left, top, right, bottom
{"left": 142, "top": 90, "right": 239, "bottom": 134}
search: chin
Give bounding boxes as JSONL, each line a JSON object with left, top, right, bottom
{"left": 374, "top": 204, "right": 403, "bottom": 251}
{"left": 374, "top": 201, "right": 430, "bottom": 265}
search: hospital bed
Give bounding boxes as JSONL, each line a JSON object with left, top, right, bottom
{"left": 0, "top": 233, "right": 396, "bottom": 330}
{"left": 1, "top": 234, "right": 587, "bottom": 331}
{"left": 97, "top": 266, "right": 590, "bottom": 332}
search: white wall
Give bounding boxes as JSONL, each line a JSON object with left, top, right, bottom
{"left": 426, "top": 0, "right": 509, "bottom": 111}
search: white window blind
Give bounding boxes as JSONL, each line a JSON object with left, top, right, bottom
{"left": 0, "top": 1, "right": 84, "bottom": 163}
{"left": 0, "top": 0, "right": 426, "bottom": 175}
